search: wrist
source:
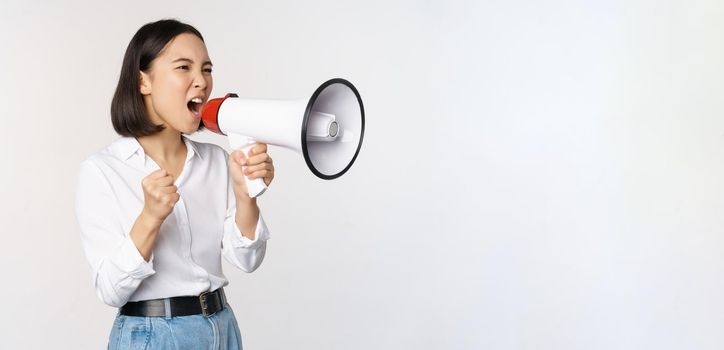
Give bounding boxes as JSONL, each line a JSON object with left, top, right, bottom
{"left": 139, "top": 210, "right": 164, "bottom": 230}
{"left": 235, "top": 193, "right": 257, "bottom": 206}
{"left": 232, "top": 184, "right": 253, "bottom": 201}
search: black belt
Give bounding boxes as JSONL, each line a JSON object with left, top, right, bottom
{"left": 120, "top": 288, "right": 227, "bottom": 317}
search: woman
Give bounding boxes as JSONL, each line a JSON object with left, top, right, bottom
{"left": 75, "top": 19, "right": 273, "bottom": 349}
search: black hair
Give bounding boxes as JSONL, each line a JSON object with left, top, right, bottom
{"left": 111, "top": 19, "right": 204, "bottom": 137}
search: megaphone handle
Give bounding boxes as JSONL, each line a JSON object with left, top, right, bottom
{"left": 229, "top": 134, "right": 268, "bottom": 198}
{"left": 239, "top": 143, "right": 268, "bottom": 198}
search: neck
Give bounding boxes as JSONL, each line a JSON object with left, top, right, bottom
{"left": 137, "top": 128, "right": 185, "bottom": 163}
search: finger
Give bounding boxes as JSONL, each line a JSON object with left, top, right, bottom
{"left": 158, "top": 185, "right": 178, "bottom": 194}
{"left": 142, "top": 172, "right": 171, "bottom": 189}
{"left": 148, "top": 169, "right": 168, "bottom": 179}
{"left": 164, "top": 193, "right": 180, "bottom": 207}
{"left": 248, "top": 143, "right": 267, "bottom": 157}
{"left": 154, "top": 174, "right": 175, "bottom": 187}
{"left": 246, "top": 152, "right": 269, "bottom": 166}
{"left": 243, "top": 162, "right": 272, "bottom": 175}
{"left": 231, "top": 150, "right": 247, "bottom": 166}
{"left": 230, "top": 149, "right": 245, "bottom": 158}
{"left": 247, "top": 169, "right": 273, "bottom": 180}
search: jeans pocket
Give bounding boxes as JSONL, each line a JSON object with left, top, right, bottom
{"left": 129, "top": 328, "right": 150, "bottom": 350}
{"left": 113, "top": 316, "right": 151, "bottom": 350}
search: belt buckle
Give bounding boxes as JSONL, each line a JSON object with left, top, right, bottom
{"left": 199, "top": 290, "right": 216, "bottom": 317}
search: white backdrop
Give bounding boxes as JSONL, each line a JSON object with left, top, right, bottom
{"left": 2, "top": 0, "right": 724, "bottom": 349}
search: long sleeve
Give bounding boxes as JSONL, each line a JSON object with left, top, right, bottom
{"left": 221, "top": 155, "right": 271, "bottom": 272}
{"left": 75, "top": 159, "right": 155, "bottom": 307}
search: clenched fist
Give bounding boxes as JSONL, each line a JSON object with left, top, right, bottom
{"left": 141, "top": 169, "right": 179, "bottom": 223}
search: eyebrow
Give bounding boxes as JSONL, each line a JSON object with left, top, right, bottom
{"left": 172, "top": 57, "right": 213, "bottom": 66}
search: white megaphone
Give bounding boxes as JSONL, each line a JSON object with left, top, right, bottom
{"left": 201, "top": 78, "right": 365, "bottom": 198}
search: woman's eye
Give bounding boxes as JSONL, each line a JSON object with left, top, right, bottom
{"left": 177, "top": 65, "right": 190, "bottom": 70}
{"left": 203, "top": 68, "right": 213, "bottom": 73}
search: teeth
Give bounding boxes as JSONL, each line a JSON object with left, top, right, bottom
{"left": 191, "top": 97, "right": 202, "bottom": 103}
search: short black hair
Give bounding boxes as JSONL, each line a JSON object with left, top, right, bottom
{"left": 111, "top": 19, "right": 204, "bottom": 137}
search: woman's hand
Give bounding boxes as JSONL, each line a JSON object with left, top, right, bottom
{"left": 229, "top": 143, "right": 275, "bottom": 199}
{"left": 140, "top": 169, "right": 179, "bottom": 224}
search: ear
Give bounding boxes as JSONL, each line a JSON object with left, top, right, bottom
{"left": 139, "top": 71, "right": 152, "bottom": 95}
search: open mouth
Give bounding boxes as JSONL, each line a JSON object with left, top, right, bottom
{"left": 187, "top": 97, "right": 203, "bottom": 119}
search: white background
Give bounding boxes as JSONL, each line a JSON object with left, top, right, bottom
{"left": 2, "top": 0, "right": 723, "bottom": 349}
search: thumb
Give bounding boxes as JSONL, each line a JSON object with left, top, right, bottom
{"left": 234, "top": 150, "right": 248, "bottom": 166}
{"left": 149, "top": 168, "right": 168, "bottom": 179}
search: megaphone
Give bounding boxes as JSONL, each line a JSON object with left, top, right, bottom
{"left": 201, "top": 78, "right": 365, "bottom": 198}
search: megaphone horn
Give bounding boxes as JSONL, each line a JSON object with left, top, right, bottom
{"left": 201, "top": 78, "right": 365, "bottom": 198}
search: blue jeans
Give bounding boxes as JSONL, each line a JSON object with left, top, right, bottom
{"left": 108, "top": 303, "right": 243, "bottom": 349}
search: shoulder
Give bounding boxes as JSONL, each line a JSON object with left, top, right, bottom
{"left": 80, "top": 137, "right": 135, "bottom": 171}
{"left": 76, "top": 140, "right": 123, "bottom": 195}
{"left": 81, "top": 137, "right": 143, "bottom": 171}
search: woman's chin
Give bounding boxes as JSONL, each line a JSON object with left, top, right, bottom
{"left": 179, "top": 121, "right": 201, "bottom": 134}
{"left": 181, "top": 127, "right": 199, "bottom": 135}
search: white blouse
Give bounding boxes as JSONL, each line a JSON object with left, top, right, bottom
{"left": 75, "top": 136, "right": 270, "bottom": 308}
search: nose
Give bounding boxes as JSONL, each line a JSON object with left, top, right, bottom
{"left": 192, "top": 71, "right": 207, "bottom": 90}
